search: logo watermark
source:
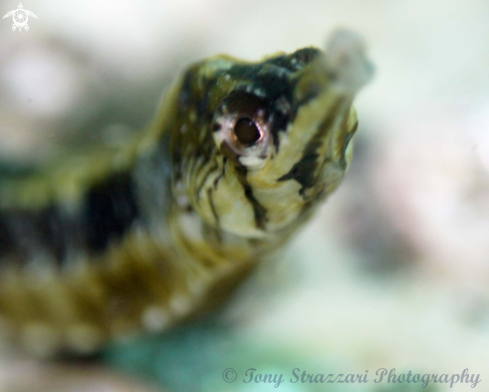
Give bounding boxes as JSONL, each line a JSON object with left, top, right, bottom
{"left": 3, "top": 3, "right": 37, "bottom": 32}
{"left": 222, "top": 367, "right": 482, "bottom": 389}
{"left": 222, "top": 368, "right": 238, "bottom": 383}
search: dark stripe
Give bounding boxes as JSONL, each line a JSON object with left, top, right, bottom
{"left": 85, "top": 171, "right": 140, "bottom": 252}
{"left": 216, "top": 150, "right": 267, "bottom": 229}
{"left": 41, "top": 206, "right": 81, "bottom": 262}
{"left": 0, "top": 214, "right": 15, "bottom": 259}
{"left": 195, "top": 162, "right": 218, "bottom": 202}
{"left": 207, "top": 187, "right": 219, "bottom": 227}
{"left": 277, "top": 99, "right": 344, "bottom": 195}
{"left": 235, "top": 166, "right": 267, "bottom": 229}
{"left": 0, "top": 205, "right": 82, "bottom": 267}
{"left": 0, "top": 171, "right": 141, "bottom": 267}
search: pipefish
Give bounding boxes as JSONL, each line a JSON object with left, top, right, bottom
{"left": 0, "top": 29, "right": 373, "bottom": 357}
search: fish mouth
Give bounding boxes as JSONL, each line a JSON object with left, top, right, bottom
{"left": 245, "top": 28, "right": 373, "bottom": 210}
{"left": 289, "top": 28, "right": 374, "bottom": 123}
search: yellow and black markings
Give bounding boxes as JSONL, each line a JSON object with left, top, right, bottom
{"left": 0, "top": 29, "right": 373, "bottom": 356}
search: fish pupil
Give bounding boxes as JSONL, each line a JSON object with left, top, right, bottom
{"left": 233, "top": 117, "right": 261, "bottom": 146}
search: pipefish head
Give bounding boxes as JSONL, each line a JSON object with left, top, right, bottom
{"left": 169, "top": 30, "right": 374, "bottom": 240}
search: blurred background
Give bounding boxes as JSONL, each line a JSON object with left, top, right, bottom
{"left": 1, "top": 0, "right": 489, "bottom": 391}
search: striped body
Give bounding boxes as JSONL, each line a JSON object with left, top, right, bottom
{"left": 0, "top": 30, "right": 373, "bottom": 356}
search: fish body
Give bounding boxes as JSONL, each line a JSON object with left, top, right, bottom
{"left": 0, "top": 30, "right": 373, "bottom": 356}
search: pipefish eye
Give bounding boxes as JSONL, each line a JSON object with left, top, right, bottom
{"left": 233, "top": 117, "right": 262, "bottom": 146}
{"left": 212, "top": 91, "right": 272, "bottom": 169}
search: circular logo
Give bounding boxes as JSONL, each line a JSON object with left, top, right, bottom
{"left": 13, "top": 9, "right": 28, "bottom": 28}
{"left": 3, "top": 4, "right": 38, "bottom": 32}
{"left": 222, "top": 368, "right": 238, "bottom": 383}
